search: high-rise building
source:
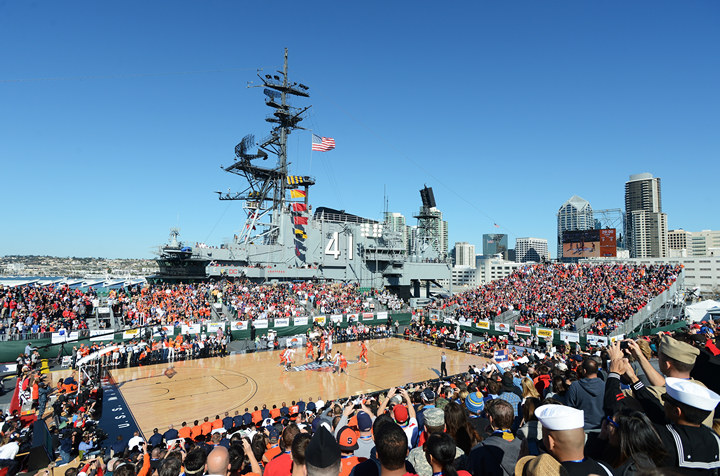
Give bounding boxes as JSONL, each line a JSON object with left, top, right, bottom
{"left": 690, "top": 230, "right": 720, "bottom": 256}
{"left": 557, "top": 195, "right": 595, "bottom": 259}
{"left": 454, "top": 242, "right": 476, "bottom": 267}
{"left": 668, "top": 229, "right": 691, "bottom": 251}
{"left": 625, "top": 173, "right": 668, "bottom": 258}
{"left": 384, "top": 212, "right": 409, "bottom": 251}
{"left": 515, "top": 237, "right": 549, "bottom": 263}
{"left": 483, "top": 234, "right": 508, "bottom": 258}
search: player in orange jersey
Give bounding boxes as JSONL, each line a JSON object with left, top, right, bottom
{"left": 305, "top": 339, "right": 314, "bottom": 360}
{"left": 359, "top": 340, "right": 368, "bottom": 364}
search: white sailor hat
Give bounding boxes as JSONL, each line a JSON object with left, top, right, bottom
{"left": 666, "top": 377, "right": 720, "bottom": 411}
{"left": 534, "top": 404, "right": 584, "bottom": 431}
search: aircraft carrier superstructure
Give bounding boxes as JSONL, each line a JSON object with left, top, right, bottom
{"left": 154, "top": 49, "right": 451, "bottom": 296}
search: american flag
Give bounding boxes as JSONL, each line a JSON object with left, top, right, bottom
{"left": 312, "top": 134, "right": 335, "bottom": 152}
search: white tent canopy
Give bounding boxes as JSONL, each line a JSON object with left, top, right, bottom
{"left": 685, "top": 300, "right": 720, "bottom": 323}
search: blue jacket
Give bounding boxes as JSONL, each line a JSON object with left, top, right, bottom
{"left": 566, "top": 377, "right": 605, "bottom": 430}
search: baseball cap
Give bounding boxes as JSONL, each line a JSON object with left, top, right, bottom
{"left": 356, "top": 411, "right": 372, "bottom": 432}
{"left": 660, "top": 335, "right": 700, "bottom": 365}
{"left": 424, "top": 407, "right": 445, "bottom": 427}
{"left": 336, "top": 426, "right": 359, "bottom": 451}
{"left": 421, "top": 388, "right": 436, "bottom": 402}
{"left": 392, "top": 404, "right": 409, "bottom": 423}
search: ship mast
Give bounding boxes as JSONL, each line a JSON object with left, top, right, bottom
{"left": 218, "top": 49, "right": 313, "bottom": 247}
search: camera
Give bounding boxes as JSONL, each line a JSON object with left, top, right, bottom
{"left": 620, "top": 341, "right": 629, "bottom": 350}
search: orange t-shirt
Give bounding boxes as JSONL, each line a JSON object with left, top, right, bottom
{"left": 270, "top": 408, "right": 281, "bottom": 419}
{"left": 201, "top": 421, "right": 213, "bottom": 435}
{"left": 251, "top": 410, "right": 262, "bottom": 424}
{"left": 191, "top": 425, "right": 202, "bottom": 439}
{"left": 339, "top": 456, "right": 365, "bottom": 476}
{"left": 212, "top": 419, "right": 223, "bottom": 430}
{"left": 263, "top": 444, "right": 281, "bottom": 463}
{"left": 178, "top": 427, "right": 192, "bottom": 439}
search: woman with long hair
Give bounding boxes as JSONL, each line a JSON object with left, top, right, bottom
{"left": 424, "top": 433, "right": 471, "bottom": 476}
{"left": 443, "top": 401, "right": 481, "bottom": 455}
{"left": 520, "top": 379, "right": 540, "bottom": 400}
{"left": 601, "top": 409, "right": 667, "bottom": 475}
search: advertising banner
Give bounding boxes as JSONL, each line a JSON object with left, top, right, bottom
{"left": 376, "top": 311, "right": 388, "bottom": 320}
{"left": 52, "top": 331, "right": 80, "bottom": 343}
{"left": 313, "top": 316, "right": 326, "bottom": 326}
{"left": 429, "top": 311, "right": 440, "bottom": 322}
{"left": 536, "top": 328, "right": 554, "bottom": 340}
{"left": 181, "top": 323, "right": 201, "bottom": 335}
{"left": 458, "top": 318, "right": 472, "bottom": 327}
{"left": 494, "top": 322, "right": 510, "bottom": 333}
{"left": 609, "top": 334, "right": 625, "bottom": 344}
{"left": 587, "top": 335, "right": 608, "bottom": 346}
{"left": 330, "top": 315, "right": 343, "bottom": 323}
{"left": 123, "top": 329, "right": 141, "bottom": 340}
{"left": 293, "top": 316, "right": 308, "bottom": 326}
{"left": 515, "top": 325, "right": 531, "bottom": 335}
{"left": 347, "top": 313, "right": 359, "bottom": 323}
{"left": 476, "top": 321, "right": 490, "bottom": 330}
{"left": 90, "top": 330, "right": 114, "bottom": 341}
{"left": 207, "top": 323, "right": 225, "bottom": 334}
{"left": 362, "top": 312, "right": 374, "bottom": 321}
{"left": 274, "top": 318, "right": 290, "bottom": 328}
{"left": 253, "top": 319, "right": 269, "bottom": 329}
{"left": 231, "top": 321, "right": 248, "bottom": 331}
{"left": 560, "top": 331, "right": 580, "bottom": 343}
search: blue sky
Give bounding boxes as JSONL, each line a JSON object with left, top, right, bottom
{"left": 1, "top": 1, "right": 718, "bottom": 259}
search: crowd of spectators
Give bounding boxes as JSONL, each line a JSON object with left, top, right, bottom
{"left": 430, "top": 263, "right": 682, "bottom": 334}
{"left": 37, "top": 318, "right": 720, "bottom": 476}
{"left": 0, "top": 285, "right": 96, "bottom": 340}
{"left": 0, "top": 280, "right": 406, "bottom": 343}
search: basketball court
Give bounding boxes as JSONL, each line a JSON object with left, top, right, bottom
{"left": 105, "top": 338, "right": 485, "bottom": 435}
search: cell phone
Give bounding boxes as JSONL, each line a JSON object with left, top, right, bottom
{"left": 620, "top": 341, "right": 629, "bottom": 350}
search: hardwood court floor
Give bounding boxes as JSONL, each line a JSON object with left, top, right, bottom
{"left": 108, "top": 338, "right": 485, "bottom": 435}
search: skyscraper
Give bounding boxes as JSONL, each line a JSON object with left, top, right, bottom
{"left": 515, "top": 237, "right": 549, "bottom": 263}
{"left": 625, "top": 173, "right": 668, "bottom": 258}
{"left": 454, "top": 242, "right": 476, "bottom": 267}
{"left": 557, "top": 195, "right": 594, "bottom": 259}
{"left": 483, "top": 234, "right": 508, "bottom": 258}
{"left": 384, "top": 212, "right": 409, "bottom": 251}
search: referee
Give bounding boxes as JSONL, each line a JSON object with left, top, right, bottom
{"left": 440, "top": 352, "right": 447, "bottom": 377}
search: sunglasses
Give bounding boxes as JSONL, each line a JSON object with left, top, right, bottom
{"left": 604, "top": 415, "right": 619, "bottom": 429}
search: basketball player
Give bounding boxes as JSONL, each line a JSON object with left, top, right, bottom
{"left": 284, "top": 346, "right": 295, "bottom": 371}
{"left": 338, "top": 351, "right": 348, "bottom": 374}
{"left": 359, "top": 340, "right": 368, "bottom": 364}
{"left": 305, "top": 339, "right": 314, "bottom": 360}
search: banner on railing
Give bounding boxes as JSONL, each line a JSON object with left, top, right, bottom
{"left": 293, "top": 316, "right": 308, "bottom": 326}
{"left": 609, "top": 334, "right": 624, "bottom": 344}
{"left": 274, "top": 318, "right": 290, "bottom": 328}
{"left": 376, "top": 311, "right": 388, "bottom": 320}
{"left": 207, "top": 323, "right": 225, "bottom": 334}
{"left": 515, "top": 325, "right": 531, "bottom": 335}
{"left": 90, "top": 330, "right": 114, "bottom": 342}
{"left": 231, "top": 321, "right": 248, "bottom": 331}
{"left": 181, "top": 323, "right": 201, "bottom": 335}
{"left": 429, "top": 311, "right": 440, "bottom": 322}
{"left": 494, "top": 349, "right": 509, "bottom": 362}
{"left": 330, "top": 315, "right": 343, "bottom": 323}
{"left": 459, "top": 318, "right": 472, "bottom": 327}
{"left": 123, "top": 329, "right": 141, "bottom": 340}
{"left": 476, "top": 320, "right": 490, "bottom": 330}
{"left": 313, "top": 316, "right": 326, "bottom": 326}
{"left": 560, "top": 331, "right": 580, "bottom": 343}
{"left": 254, "top": 319, "right": 269, "bottom": 329}
{"left": 587, "top": 335, "right": 608, "bottom": 346}
{"left": 362, "top": 312, "right": 374, "bottom": 321}
{"left": 495, "top": 323, "right": 510, "bottom": 333}
{"left": 536, "top": 328, "right": 553, "bottom": 340}
{"left": 50, "top": 331, "right": 78, "bottom": 343}
{"left": 347, "top": 313, "right": 359, "bottom": 323}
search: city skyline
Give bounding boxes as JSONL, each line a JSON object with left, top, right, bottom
{"left": 1, "top": 2, "right": 718, "bottom": 259}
